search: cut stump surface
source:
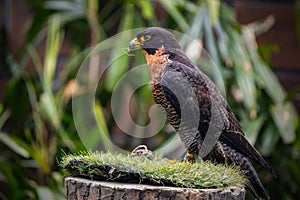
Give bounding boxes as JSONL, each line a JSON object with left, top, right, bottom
{"left": 65, "top": 177, "right": 245, "bottom": 200}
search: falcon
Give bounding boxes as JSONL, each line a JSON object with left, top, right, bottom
{"left": 128, "top": 27, "right": 275, "bottom": 199}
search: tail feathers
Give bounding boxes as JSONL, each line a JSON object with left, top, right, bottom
{"left": 212, "top": 142, "right": 270, "bottom": 199}
{"left": 246, "top": 162, "right": 270, "bottom": 199}
{"left": 220, "top": 132, "right": 276, "bottom": 177}
{"left": 243, "top": 158, "right": 270, "bottom": 200}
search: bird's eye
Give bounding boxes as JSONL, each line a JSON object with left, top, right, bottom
{"left": 140, "top": 35, "right": 151, "bottom": 42}
{"left": 144, "top": 35, "right": 151, "bottom": 41}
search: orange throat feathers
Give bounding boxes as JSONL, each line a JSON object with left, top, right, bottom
{"left": 143, "top": 48, "right": 170, "bottom": 83}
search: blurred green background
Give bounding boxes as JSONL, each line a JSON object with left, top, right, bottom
{"left": 0, "top": 0, "right": 300, "bottom": 199}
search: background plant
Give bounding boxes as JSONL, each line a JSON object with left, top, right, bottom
{"left": 0, "top": 0, "right": 299, "bottom": 199}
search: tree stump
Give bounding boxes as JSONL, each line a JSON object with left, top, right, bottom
{"left": 65, "top": 177, "right": 246, "bottom": 200}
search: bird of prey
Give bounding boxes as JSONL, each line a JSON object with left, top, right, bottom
{"left": 128, "top": 27, "right": 275, "bottom": 199}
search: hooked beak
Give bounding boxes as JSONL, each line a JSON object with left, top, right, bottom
{"left": 128, "top": 37, "right": 141, "bottom": 52}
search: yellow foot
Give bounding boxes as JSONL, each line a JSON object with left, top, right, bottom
{"left": 183, "top": 152, "right": 196, "bottom": 163}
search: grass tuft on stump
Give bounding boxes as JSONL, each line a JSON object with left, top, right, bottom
{"left": 60, "top": 151, "right": 247, "bottom": 189}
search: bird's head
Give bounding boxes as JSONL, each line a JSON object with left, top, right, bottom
{"left": 129, "top": 27, "right": 184, "bottom": 56}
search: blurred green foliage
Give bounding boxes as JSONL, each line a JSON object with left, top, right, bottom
{"left": 0, "top": 0, "right": 299, "bottom": 199}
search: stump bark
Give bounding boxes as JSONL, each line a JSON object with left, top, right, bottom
{"left": 65, "top": 177, "right": 246, "bottom": 200}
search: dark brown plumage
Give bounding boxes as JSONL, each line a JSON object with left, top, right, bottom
{"left": 129, "top": 27, "right": 275, "bottom": 199}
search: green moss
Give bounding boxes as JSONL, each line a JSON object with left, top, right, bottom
{"left": 60, "top": 151, "right": 247, "bottom": 189}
